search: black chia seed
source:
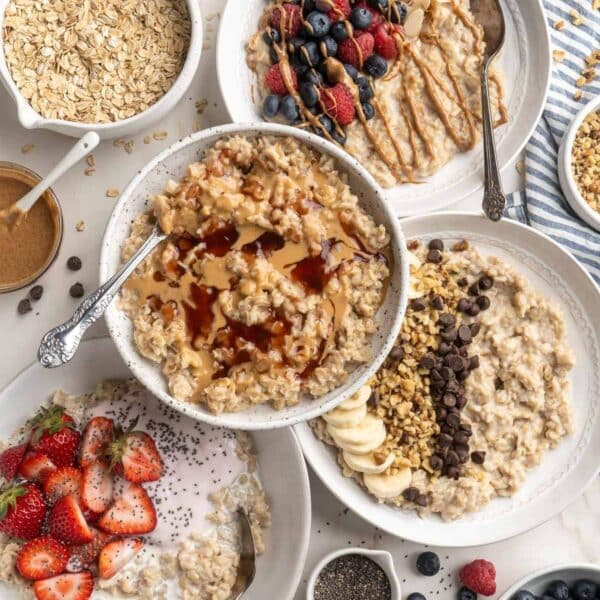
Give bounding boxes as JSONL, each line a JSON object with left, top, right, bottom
{"left": 314, "top": 554, "right": 392, "bottom": 600}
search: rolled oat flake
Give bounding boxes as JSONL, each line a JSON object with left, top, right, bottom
{"left": 314, "top": 554, "right": 392, "bottom": 600}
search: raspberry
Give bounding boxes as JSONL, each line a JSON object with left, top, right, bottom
{"left": 337, "top": 32, "right": 374, "bottom": 68}
{"left": 356, "top": 0, "right": 384, "bottom": 32}
{"left": 374, "top": 23, "right": 398, "bottom": 60}
{"left": 270, "top": 3, "right": 302, "bottom": 37}
{"left": 459, "top": 560, "right": 497, "bottom": 597}
{"left": 321, "top": 83, "right": 355, "bottom": 126}
{"left": 327, "top": 0, "right": 351, "bottom": 21}
{"left": 265, "top": 63, "right": 297, "bottom": 95}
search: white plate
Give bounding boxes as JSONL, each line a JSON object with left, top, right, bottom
{"left": 296, "top": 212, "right": 600, "bottom": 547}
{"left": 217, "top": 0, "right": 551, "bottom": 215}
{"left": 0, "top": 337, "right": 311, "bottom": 600}
{"left": 99, "top": 122, "right": 408, "bottom": 431}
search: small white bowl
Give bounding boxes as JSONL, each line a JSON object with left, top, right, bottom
{"left": 557, "top": 95, "right": 600, "bottom": 232}
{"left": 305, "top": 548, "right": 402, "bottom": 600}
{"left": 0, "top": 0, "right": 202, "bottom": 140}
{"left": 498, "top": 563, "right": 600, "bottom": 599}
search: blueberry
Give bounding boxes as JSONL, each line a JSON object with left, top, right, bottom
{"left": 290, "top": 54, "right": 309, "bottom": 74}
{"left": 350, "top": 7, "right": 373, "bottom": 29}
{"left": 458, "top": 587, "right": 477, "bottom": 600}
{"left": 362, "top": 101, "right": 375, "bottom": 120}
{"left": 364, "top": 54, "right": 388, "bottom": 78}
{"left": 262, "top": 28, "right": 281, "bottom": 46}
{"left": 279, "top": 95, "right": 299, "bottom": 122}
{"left": 369, "top": 0, "right": 388, "bottom": 8}
{"left": 356, "top": 76, "right": 374, "bottom": 102}
{"left": 391, "top": 1, "right": 407, "bottom": 24}
{"left": 572, "top": 580, "right": 597, "bottom": 600}
{"left": 308, "top": 105, "right": 319, "bottom": 114}
{"left": 512, "top": 592, "right": 536, "bottom": 600}
{"left": 546, "top": 580, "right": 570, "bottom": 600}
{"left": 288, "top": 37, "right": 305, "bottom": 54}
{"left": 407, "top": 594, "right": 427, "bottom": 600}
{"left": 416, "top": 551, "right": 440, "bottom": 576}
{"left": 331, "top": 20, "right": 350, "bottom": 42}
{"left": 305, "top": 11, "right": 330, "bottom": 37}
{"left": 318, "top": 114, "right": 333, "bottom": 134}
{"left": 303, "top": 0, "right": 316, "bottom": 12}
{"left": 304, "top": 68, "right": 324, "bottom": 86}
{"left": 343, "top": 63, "right": 359, "bottom": 81}
{"left": 300, "top": 40, "right": 321, "bottom": 66}
{"left": 300, "top": 82, "right": 319, "bottom": 107}
{"left": 331, "top": 129, "right": 347, "bottom": 145}
{"left": 262, "top": 95, "right": 280, "bottom": 118}
{"left": 319, "top": 35, "right": 338, "bottom": 57}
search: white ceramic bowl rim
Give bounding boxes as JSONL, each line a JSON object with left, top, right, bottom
{"left": 99, "top": 121, "right": 408, "bottom": 430}
{"left": 560, "top": 95, "right": 600, "bottom": 229}
{"left": 0, "top": 0, "right": 202, "bottom": 134}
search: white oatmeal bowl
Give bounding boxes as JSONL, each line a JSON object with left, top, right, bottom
{"left": 100, "top": 122, "right": 408, "bottom": 430}
{"left": 0, "top": 0, "right": 202, "bottom": 140}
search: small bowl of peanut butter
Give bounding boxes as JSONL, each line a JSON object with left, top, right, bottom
{"left": 0, "top": 162, "right": 63, "bottom": 293}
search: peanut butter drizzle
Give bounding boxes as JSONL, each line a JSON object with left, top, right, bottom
{"left": 402, "top": 77, "right": 435, "bottom": 158}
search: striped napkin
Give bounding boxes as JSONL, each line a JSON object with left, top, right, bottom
{"left": 505, "top": 0, "right": 600, "bottom": 284}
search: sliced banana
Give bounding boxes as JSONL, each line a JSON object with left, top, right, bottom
{"left": 322, "top": 403, "right": 367, "bottom": 428}
{"left": 330, "top": 421, "right": 387, "bottom": 455}
{"left": 327, "top": 414, "right": 384, "bottom": 446}
{"left": 407, "top": 251, "right": 423, "bottom": 299}
{"left": 338, "top": 385, "right": 371, "bottom": 411}
{"left": 363, "top": 467, "right": 412, "bottom": 499}
{"left": 343, "top": 450, "right": 395, "bottom": 474}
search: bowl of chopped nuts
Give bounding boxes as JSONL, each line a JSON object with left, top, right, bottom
{"left": 558, "top": 94, "right": 600, "bottom": 232}
{"left": 0, "top": 0, "right": 202, "bottom": 139}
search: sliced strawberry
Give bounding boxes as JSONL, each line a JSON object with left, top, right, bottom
{"left": 33, "top": 571, "right": 93, "bottom": 600}
{"left": 109, "top": 427, "right": 163, "bottom": 484}
{"left": 16, "top": 536, "right": 68, "bottom": 581}
{"left": 66, "top": 528, "right": 113, "bottom": 573}
{"left": 30, "top": 406, "right": 80, "bottom": 468}
{"left": 98, "top": 538, "right": 143, "bottom": 579}
{"left": 48, "top": 494, "right": 93, "bottom": 545}
{"left": 18, "top": 451, "right": 56, "bottom": 483}
{"left": 98, "top": 481, "right": 157, "bottom": 535}
{"left": 43, "top": 466, "right": 83, "bottom": 505}
{"left": 0, "top": 443, "right": 28, "bottom": 481}
{"left": 79, "top": 417, "right": 114, "bottom": 469}
{"left": 0, "top": 482, "right": 46, "bottom": 540}
{"left": 81, "top": 460, "right": 113, "bottom": 513}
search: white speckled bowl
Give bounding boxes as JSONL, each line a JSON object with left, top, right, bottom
{"left": 0, "top": 0, "right": 202, "bottom": 140}
{"left": 99, "top": 123, "right": 408, "bottom": 430}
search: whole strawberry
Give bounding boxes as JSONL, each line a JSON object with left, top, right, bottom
{"left": 0, "top": 482, "right": 47, "bottom": 540}
{"left": 30, "top": 406, "right": 80, "bottom": 468}
{"left": 0, "top": 442, "right": 28, "bottom": 481}
{"left": 265, "top": 63, "right": 298, "bottom": 95}
{"left": 459, "top": 559, "right": 496, "bottom": 597}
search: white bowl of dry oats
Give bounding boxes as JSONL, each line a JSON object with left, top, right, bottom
{"left": 558, "top": 95, "right": 600, "bottom": 232}
{"left": 0, "top": 0, "right": 202, "bottom": 139}
{"left": 99, "top": 122, "right": 408, "bottom": 430}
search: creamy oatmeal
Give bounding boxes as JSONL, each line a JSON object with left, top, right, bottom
{"left": 120, "top": 135, "right": 391, "bottom": 413}
{"left": 312, "top": 240, "right": 574, "bottom": 520}
{"left": 0, "top": 380, "right": 271, "bottom": 599}
{"left": 247, "top": 0, "right": 508, "bottom": 188}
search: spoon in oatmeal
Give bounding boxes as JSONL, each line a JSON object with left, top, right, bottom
{"left": 231, "top": 508, "right": 257, "bottom": 599}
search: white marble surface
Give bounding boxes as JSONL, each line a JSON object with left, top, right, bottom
{"left": 0, "top": 1, "right": 597, "bottom": 598}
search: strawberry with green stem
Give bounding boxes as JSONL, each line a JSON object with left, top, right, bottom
{"left": 29, "top": 406, "right": 80, "bottom": 468}
{"left": 0, "top": 482, "right": 47, "bottom": 540}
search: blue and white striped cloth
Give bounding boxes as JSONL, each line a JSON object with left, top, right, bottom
{"left": 506, "top": 0, "right": 600, "bottom": 284}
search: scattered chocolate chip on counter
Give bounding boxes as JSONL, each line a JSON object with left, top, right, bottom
{"left": 69, "top": 282, "right": 84, "bottom": 298}
{"left": 67, "top": 256, "right": 82, "bottom": 271}
{"left": 29, "top": 285, "right": 43, "bottom": 300}
{"left": 17, "top": 298, "right": 31, "bottom": 315}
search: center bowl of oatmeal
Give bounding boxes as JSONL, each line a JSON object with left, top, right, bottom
{"left": 100, "top": 123, "right": 408, "bottom": 430}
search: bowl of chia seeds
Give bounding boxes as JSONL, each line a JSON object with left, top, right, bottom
{"left": 306, "top": 548, "right": 401, "bottom": 600}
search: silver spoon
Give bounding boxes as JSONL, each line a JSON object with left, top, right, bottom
{"left": 471, "top": 0, "right": 507, "bottom": 221}
{"left": 38, "top": 224, "right": 166, "bottom": 368}
{"left": 230, "top": 508, "right": 257, "bottom": 600}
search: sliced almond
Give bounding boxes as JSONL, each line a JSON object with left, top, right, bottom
{"left": 404, "top": 8, "right": 425, "bottom": 39}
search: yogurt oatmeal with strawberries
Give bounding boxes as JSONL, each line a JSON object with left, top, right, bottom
{"left": 247, "top": 0, "right": 508, "bottom": 188}
{"left": 311, "top": 239, "right": 574, "bottom": 520}
{"left": 119, "top": 134, "right": 391, "bottom": 414}
{"left": 0, "top": 380, "right": 270, "bottom": 599}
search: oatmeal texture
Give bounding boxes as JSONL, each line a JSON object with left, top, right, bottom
{"left": 247, "top": 0, "right": 507, "bottom": 188}
{"left": 121, "top": 135, "right": 391, "bottom": 413}
{"left": 313, "top": 243, "right": 574, "bottom": 520}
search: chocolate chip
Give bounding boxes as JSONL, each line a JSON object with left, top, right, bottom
{"left": 478, "top": 275, "right": 494, "bottom": 290}
{"left": 430, "top": 369, "right": 443, "bottom": 384}
{"left": 29, "top": 285, "right": 43, "bottom": 300}
{"left": 438, "top": 342, "right": 452, "bottom": 355}
{"left": 446, "top": 465, "right": 460, "bottom": 479}
{"left": 402, "top": 487, "right": 420, "bottom": 502}
{"left": 17, "top": 299, "right": 32, "bottom": 315}
{"left": 69, "top": 282, "right": 84, "bottom": 298}
{"left": 468, "top": 282, "right": 480, "bottom": 296}
{"left": 438, "top": 433, "right": 453, "bottom": 447}
{"left": 457, "top": 325, "right": 472, "bottom": 343}
{"left": 440, "top": 423, "right": 456, "bottom": 435}
{"left": 446, "top": 450, "right": 459, "bottom": 466}
{"left": 436, "top": 406, "right": 448, "bottom": 421}
{"left": 468, "top": 355, "right": 480, "bottom": 370}
{"left": 419, "top": 354, "right": 436, "bottom": 369}
{"left": 455, "top": 395, "right": 467, "bottom": 409}
{"left": 454, "top": 431, "right": 469, "bottom": 445}
{"left": 445, "top": 378, "right": 459, "bottom": 393}
{"left": 415, "top": 494, "right": 429, "bottom": 507}
{"left": 430, "top": 454, "right": 444, "bottom": 471}
{"left": 467, "top": 303, "right": 481, "bottom": 317}
{"left": 457, "top": 298, "right": 472, "bottom": 313}
{"left": 67, "top": 256, "right": 82, "bottom": 271}
{"left": 469, "top": 322, "right": 481, "bottom": 337}
{"left": 457, "top": 277, "right": 468, "bottom": 288}
{"left": 411, "top": 298, "right": 426, "bottom": 311}
{"left": 476, "top": 295, "right": 491, "bottom": 310}
{"left": 460, "top": 423, "right": 473, "bottom": 435}
{"left": 471, "top": 451, "right": 486, "bottom": 465}
{"left": 494, "top": 377, "right": 504, "bottom": 390}
{"left": 389, "top": 346, "right": 404, "bottom": 361}
{"left": 440, "top": 367, "right": 453, "bottom": 381}
{"left": 456, "top": 445, "right": 470, "bottom": 463}
{"left": 440, "top": 328, "right": 457, "bottom": 342}
{"left": 428, "top": 239, "right": 444, "bottom": 251}
{"left": 457, "top": 346, "right": 469, "bottom": 357}
{"left": 431, "top": 295, "right": 444, "bottom": 310}
{"left": 438, "top": 313, "right": 456, "bottom": 328}
{"left": 442, "top": 392, "right": 456, "bottom": 408}
{"left": 448, "top": 355, "right": 465, "bottom": 372}
{"left": 457, "top": 370, "right": 469, "bottom": 381}
{"left": 426, "top": 249, "right": 442, "bottom": 263}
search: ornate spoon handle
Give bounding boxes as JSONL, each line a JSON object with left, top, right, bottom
{"left": 38, "top": 226, "right": 166, "bottom": 368}
{"left": 481, "top": 63, "right": 506, "bottom": 221}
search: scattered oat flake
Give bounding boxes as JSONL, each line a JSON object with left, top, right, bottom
{"left": 20, "top": 143, "right": 34, "bottom": 154}
{"left": 576, "top": 76, "right": 586, "bottom": 87}
{"left": 76, "top": 220, "right": 86, "bottom": 232}
{"left": 106, "top": 188, "right": 120, "bottom": 198}
{"left": 574, "top": 89, "right": 583, "bottom": 101}
{"left": 554, "top": 20, "right": 566, "bottom": 30}
{"left": 124, "top": 140, "right": 135, "bottom": 154}
{"left": 516, "top": 160, "right": 525, "bottom": 176}
{"left": 144, "top": 135, "right": 152, "bottom": 144}
{"left": 195, "top": 98, "right": 208, "bottom": 114}
{"left": 153, "top": 130, "right": 168, "bottom": 140}
{"left": 85, "top": 167, "right": 96, "bottom": 176}
{"left": 86, "top": 155, "right": 95, "bottom": 167}
{"left": 552, "top": 49, "right": 566, "bottom": 62}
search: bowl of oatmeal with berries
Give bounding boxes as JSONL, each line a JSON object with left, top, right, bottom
{"left": 100, "top": 123, "right": 408, "bottom": 430}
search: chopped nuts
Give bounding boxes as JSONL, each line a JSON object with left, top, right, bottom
{"left": 554, "top": 20, "right": 566, "bottom": 30}
{"left": 572, "top": 109, "right": 600, "bottom": 212}
{"left": 153, "top": 130, "right": 169, "bottom": 141}
{"left": 20, "top": 143, "right": 34, "bottom": 154}
{"left": 75, "top": 220, "right": 86, "bottom": 232}
{"left": 106, "top": 188, "right": 120, "bottom": 198}
{"left": 552, "top": 49, "right": 566, "bottom": 62}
